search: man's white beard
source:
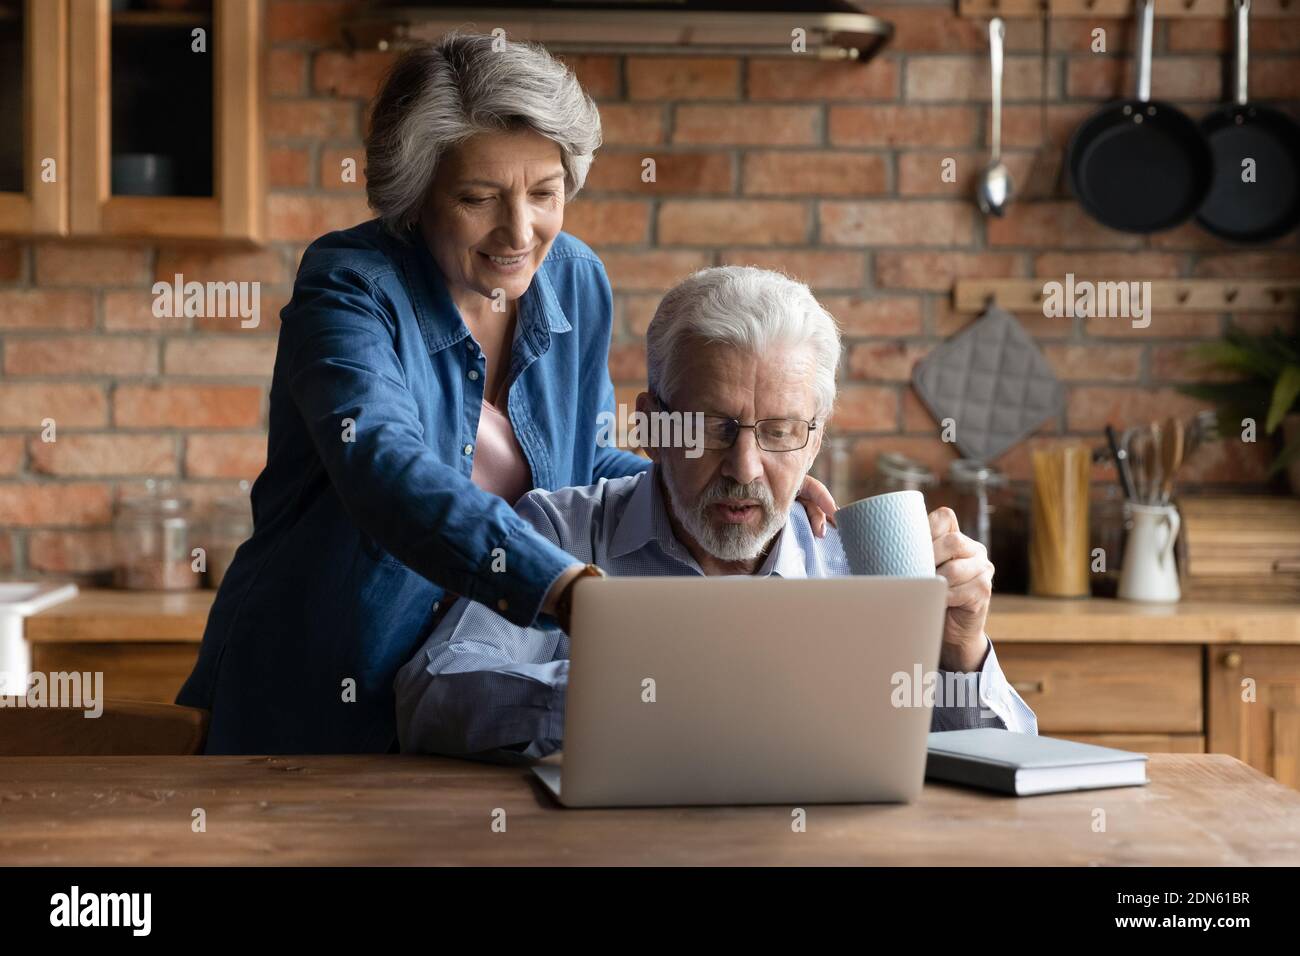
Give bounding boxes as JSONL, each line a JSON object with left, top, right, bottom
{"left": 660, "top": 456, "right": 795, "bottom": 562}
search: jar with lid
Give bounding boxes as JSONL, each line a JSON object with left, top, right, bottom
{"left": 114, "top": 480, "right": 198, "bottom": 590}
{"left": 869, "top": 451, "right": 937, "bottom": 498}
{"left": 207, "top": 480, "right": 253, "bottom": 589}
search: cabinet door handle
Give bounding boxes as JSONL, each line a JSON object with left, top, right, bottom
{"left": 1011, "top": 680, "right": 1044, "bottom": 695}
{"left": 1222, "top": 651, "right": 1242, "bottom": 669}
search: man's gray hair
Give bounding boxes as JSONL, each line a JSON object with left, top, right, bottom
{"left": 364, "top": 32, "right": 601, "bottom": 236}
{"left": 646, "top": 266, "right": 842, "bottom": 418}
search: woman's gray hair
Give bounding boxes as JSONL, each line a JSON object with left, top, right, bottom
{"left": 364, "top": 32, "right": 602, "bottom": 236}
{"left": 646, "top": 267, "right": 842, "bottom": 419}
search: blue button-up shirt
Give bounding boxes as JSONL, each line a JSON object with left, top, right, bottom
{"left": 177, "top": 220, "right": 647, "bottom": 754}
{"left": 395, "top": 466, "right": 1039, "bottom": 762}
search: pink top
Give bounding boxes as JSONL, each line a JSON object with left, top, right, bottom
{"left": 470, "top": 398, "right": 533, "bottom": 505}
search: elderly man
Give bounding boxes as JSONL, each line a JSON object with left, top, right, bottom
{"left": 395, "top": 266, "right": 1038, "bottom": 760}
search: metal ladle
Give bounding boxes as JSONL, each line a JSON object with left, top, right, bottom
{"left": 977, "top": 17, "right": 1014, "bottom": 217}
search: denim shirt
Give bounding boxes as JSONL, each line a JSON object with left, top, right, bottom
{"left": 176, "top": 219, "right": 648, "bottom": 754}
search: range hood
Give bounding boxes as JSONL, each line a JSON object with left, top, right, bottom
{"left": 343, "top": 0, "right": 894, "bottom": 63}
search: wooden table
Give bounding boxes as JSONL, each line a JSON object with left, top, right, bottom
{"left": 2, "top": 753, "right": 1298, "bottom": 865}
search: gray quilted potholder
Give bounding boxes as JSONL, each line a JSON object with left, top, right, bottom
{"left": 910, "top": 304, "right": 1064, "bottom": 462}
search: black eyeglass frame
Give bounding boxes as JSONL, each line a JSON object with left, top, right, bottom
{"left": 654, "top": 395, "right": 819, "bottom": 453}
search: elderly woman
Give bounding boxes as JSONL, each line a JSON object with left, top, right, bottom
{"left": 177, "top": 33, "right": 833, "bottom": 754}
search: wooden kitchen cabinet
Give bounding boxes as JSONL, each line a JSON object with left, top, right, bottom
{"left": 1208, "top": 645, "right": 1300, "bottom": 791}
{"left": 0, "top": 0, "right": 263, "bottom": 241}
{"left": 0, "top": 0, "right": 70, "bottom": 235}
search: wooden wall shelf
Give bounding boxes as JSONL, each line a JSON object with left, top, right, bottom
{"left": 953, "top": 278, "right": 1300, "bottom": 312}
{"left": 958, "top": 0, "right": 1300, "bottom": 18}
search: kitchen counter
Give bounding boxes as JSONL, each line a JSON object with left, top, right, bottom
{"left": 0, "top": 752, "right": 1295, "bottom": 865}
{"left": 24, "top": 589, "right": 1300, "bottom": 645}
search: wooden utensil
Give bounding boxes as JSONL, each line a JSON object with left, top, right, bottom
{"left": 1160, "top": 417, "right": 1184, "bottom": 505}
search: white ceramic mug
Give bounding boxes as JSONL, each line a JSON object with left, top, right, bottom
{"left": 1118, "top": 503, "right": 1181, "bottom": 603}
{"left": 834, "top": 489, "right": 936, "bottom": 577}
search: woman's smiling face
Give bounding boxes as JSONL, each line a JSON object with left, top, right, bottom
{"left": 420, "top": 128, "right": 566, "bottom": 305}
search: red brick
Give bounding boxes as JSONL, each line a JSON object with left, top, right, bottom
{"left": 113, "top": 385, "right": 263, "bottom": 429}
{"left": 1192, "top": 253, "right": 1300, "bottom": 278}
{"left": 0, "top": 483, "right": 112, "bottom": 527}
{"left": 886, "top": 9, "right": 1046, "bottom": 52}
{"left": 821, "top": 201, "right": 975, "bottom": 247}
{"left": 876, "top": 251, "right": 1022, "bottom": 291}
{"left": 999, "top": 104, "right": 1096, "bottom": 149}
{"left": 1149, "top": 344, "right": 1240, "bottom": 384}
{"left": 1170, "top": 20, "right": 1300, "bottom": 53}
{"left": 267, "top": 194, "right": 373, "bottom": 242}
{"left": 833, "top": 384, "right": 899, "bottom": 432}
{"left": 194, "top": 287, "right": 288, "bottom": 336}
{"left": 185, "top": 434, "right": 268, "bottom": 479}
{"left": 897, "top": 150, "right": 1036, "bottom": 197}
{"left": 987, "top": 201, "right": 1144, "bottom": 249}
{"left": 1034, "top": 252, "right": 1183, "bottom": 278}
{"left": 155, "top": 247, "right": 288, "bottom": 285}
{"left": 674, "top": 105, "right": 819, "bottom": 145}
{"left": 743, "top": 152, "right": 888, "bottom": 197}
{"left": 1081, "top": 313, "right": 1224, "bottom": 339}
{"left": 658, "top": 200, "right": 807, "bottom": 245}
{"left": 1176, "top": 435, "right": 1275, "bottom": 484}
{"left": 1066, "top": 56, "right": 1221, "bottom": 101}
{"left": 266, "top": 99, "right": 357, "bottom": 140}
{"left": 607, "top": 342, "right": 647, "bottom": 382}
{"left": 319, "top": 146, "right": 367, "bottom": 191}
{"left": 850, "top": 435, "right": 959, "bottom": 481}
{"left": 932, "top": 297, "right": 1070, "bottom": 339}
{"left": 26, "top": 529, "right": 116, "bottom": 575}
{"left": 583, "top": 151, "right": 733, "bottom": 195}
{"left": 747, "top": 58, "right": 897, "bottom": 101}
{"left": 562, "top": 200, "right": 652, "bottom": 246}
{"left": 313, "top": 50, "right": 396, "bottom": 98}
{"left": 0, "top": 290, "right": 94, "bottom": 330}
{"left": 1067, "top": 387, "right": 1210, "bottom": 432}
{"left": 591, "top": 250, "right": 712, "bottom": 292}
{"left": 619, "top": 294, "right": 664, "bottom": 337}
{"left": 0, "top": 435, "right": 24, "bottom": 476}
{"left": 597, "top": 104, "right": 666, "bottom": 146}
{"left": 163, "top": 338, "right": 277, "bottom": 377}
{"left": 829, "top": 105, "right": 978, "bottom": 147}
{"left": 820, "top": 295, "right": 923, "bottom": 336}
{"left": 0, "top": 384, "right": 108, "bottom": 428}
{"left": 4, "top": 336, "right": 158, "bottom": 377}
{"left": 267, "top": 0, "right": 354, "bottom": 44}
{"left": 902, "top": 389, "right": 939, "bottom": 433}
{"left": 268, "top": 48, "right": 306, "bottom": 96}
{"left": 28, "top": 434, "right": 177, "bottom": 477}
{"left": 905, "top": 55, "right": 1053, "bottom": 102}
{"left": 33, "top": 241, "right": 151, "bottom": 287}
{"left": 0, "top": 532, "right": 12, "bottom": 572}
{"left": 0, "top": 239, "right": 24, "bottom": 281}
{"left": 1042, "top": 344, "right": 1142, "bottom": 382}
{"left": 269, "top": 146, "right": 312, "bottom": 188}
{"left": 555, "top": 54, "right": 620, "bottom": 100}
{"left": 847, "top": 342, "right": 931, "bottom": 382}
{"left": 1148, "top": 221, "right": 1263, "bottom": 252}
{"left": 627, "top": 58, "right": 739, "bottom": 100}
{"left": 103, "top": 290, "right": 181, "bottom": 332}
{"left": 718, "top": 250, "right": 864, "bottom": 290}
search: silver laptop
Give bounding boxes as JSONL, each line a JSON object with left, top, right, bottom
{"left": 531, "top": 575, "right": 947, "bottom": 808}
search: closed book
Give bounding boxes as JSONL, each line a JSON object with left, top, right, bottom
{"left": 926, "top": 728, "right": 1149, "bottom": 796}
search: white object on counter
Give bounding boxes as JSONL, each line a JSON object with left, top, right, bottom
{"left": 0, "top": 582, "right": 79, "bottom": 693}
{"left": 1118, "top": 504, "right": 1181, "bottom": 603}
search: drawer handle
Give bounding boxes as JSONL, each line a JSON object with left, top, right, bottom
{"left": 1222, "top": 651, "right": 1242, "bottom": 669}
{"left": 1011, "top": 680, "right": 1044, "bottom": 695}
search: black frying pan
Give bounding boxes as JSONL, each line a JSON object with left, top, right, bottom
{"left": 1067, "top": 0, "right": 1213, "bottom": 234}
{"left": 1197, "top": 0, "right": 1300, "bottom": 242}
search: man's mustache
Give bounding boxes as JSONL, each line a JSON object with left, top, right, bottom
{"left": 697, "top": 478, "right": 775, "bottom": 512}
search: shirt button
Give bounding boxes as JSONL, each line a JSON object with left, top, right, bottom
{"left": 467, "top": 369, "right": 479, "bottom": 381}
{"left": 497, "top": 599, "right": 508, "bottom": 612}
{"left": 463, "top": 443, "right": 473, "bottom": 456}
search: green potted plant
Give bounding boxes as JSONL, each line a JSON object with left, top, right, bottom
{"left": 1179, "top": 323, "right": 1300, "bottom": 493}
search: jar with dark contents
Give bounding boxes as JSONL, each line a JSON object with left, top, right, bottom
{"left": 206, "top": 481, "right": 253, "bottom": 589}
{"left": 113, "top": 481, "right": 198, "bottom": 591}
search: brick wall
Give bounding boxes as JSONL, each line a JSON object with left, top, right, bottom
{"left": 1, "top": 0, "right": 1298, "bottom": 581}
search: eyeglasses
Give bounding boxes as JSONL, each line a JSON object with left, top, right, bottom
{"left": 656, "top": 396, "right": 818, "bottom": 453}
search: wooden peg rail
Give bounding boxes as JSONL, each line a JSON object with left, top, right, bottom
{"left": 958, "top": 0, "right": 1300, "bottom": 18}
{"left": 953, "top": 278, "right": 1300, "bottom": 312}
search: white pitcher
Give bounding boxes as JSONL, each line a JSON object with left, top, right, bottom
{"left": 1118, "top": 503, "right": 1181, "bottom": 603}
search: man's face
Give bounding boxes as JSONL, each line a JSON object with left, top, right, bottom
{"left": 419, "top": 129, "right": 566, "bottom": 303}
{"left": 641, "top": 342, "right": 823, "bottom": 564}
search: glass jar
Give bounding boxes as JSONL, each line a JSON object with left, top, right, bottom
{"left": 870, "top": 451, "right": 937, "bottom": 497}
{"left": 114, "top": 480, "right": 198, "bottom": 591}
{"left": 207, "top": 481, "right": 253, "bottom": 589}
{"left": 810, "top": 435, "right": 855, "bottom": 506}
{"left": 945, "top": 459, "right": 1008, "bottom": 552}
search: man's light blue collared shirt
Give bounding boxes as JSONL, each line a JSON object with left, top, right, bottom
{"left": 395, "top": 466, "right": 1039, "bottom": 761}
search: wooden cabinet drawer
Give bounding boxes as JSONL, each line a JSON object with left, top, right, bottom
{"left": 31, "top": 643, "right": 199, "bottom": 705}
{"left": 1056, "top": 733, "right": 1204, "bottom": 754}
{"left": 994, "top": 643, "right": 1203, "bottom": 734}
